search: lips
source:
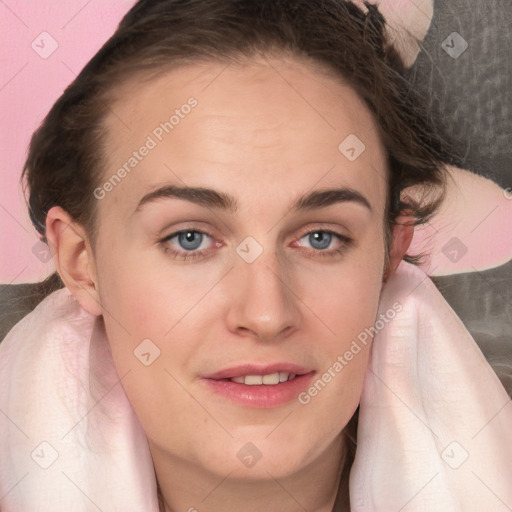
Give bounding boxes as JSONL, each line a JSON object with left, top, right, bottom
{"left": 201, "top": 363, "right": 316, "bottom": 408}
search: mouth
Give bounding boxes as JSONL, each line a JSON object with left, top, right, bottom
{"left": 201, "top": 363, "right": 316, "bottom": 408}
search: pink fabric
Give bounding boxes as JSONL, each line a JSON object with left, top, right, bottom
{"left": 0, "top": 287, "right": 159, "bottom": 510}
{"left": 0, "top": 261, "right": 510, "bottom": 510}
{"left": 351, "top": 261, "right": 512, "bottom": 510}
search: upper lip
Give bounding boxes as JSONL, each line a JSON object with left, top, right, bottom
{"left": 203, "top": 363, "right": 314, "bottom": 380}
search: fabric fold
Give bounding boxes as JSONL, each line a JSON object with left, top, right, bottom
{"left": 0, "top": 287, "right": 159, "bottom": 511}
{"left": 350, "top": 260, "right": 512, "bottom": 511}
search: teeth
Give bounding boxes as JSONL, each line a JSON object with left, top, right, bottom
{"left": 262, "top": 373, "right": 280, "bottom": 385}
{"left": 230, "top": 372, "right": 297, "bottom": 385}
{"left": 245, "top": 375, "right": 263, "bottom": 385}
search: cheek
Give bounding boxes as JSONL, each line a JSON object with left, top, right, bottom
{"left": 95, "top": 245, "right": 181, "bottom": 337}
{"left": 93, "top": 250, "right": 162, "bottom": 368}
{"left": 297, "top": 242, "right": 384, "bottom": 411}
{"left": 303, "top": 243, "right": 384, "bottom": 343}
{"left": 93, "top": 262, "right": 197, "bottom": 441}
{"left": 94, "top": 246, "right": 216, "bottom": 384}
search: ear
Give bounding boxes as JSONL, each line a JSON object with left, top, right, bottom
{"left": 45, "top": 206, "right": 102, "bottom": 316}
{"left": 382, "top": 215, "right": 415, "bottom": 282}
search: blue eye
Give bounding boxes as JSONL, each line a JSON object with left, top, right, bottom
{"left": 295, "top": 230, "right": 352, "bottom": 257}
{"left": 176, "top": 231, "right": 206, "bottom": 251}
{"left": 159, "top": 229, "right": 214, "bottom": 261}
{"left": 304, "top": 231, "right": 333, "bottom": 250}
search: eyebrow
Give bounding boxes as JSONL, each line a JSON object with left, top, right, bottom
{"left": 132, "top": 184, "right": 372, "bottom": 216}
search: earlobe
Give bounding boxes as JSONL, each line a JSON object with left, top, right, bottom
{"left": 45, "top": 206, "right": 102, "bottom": 316}
{"left": 383, "top": 217, "right": 415, "bottom": 282}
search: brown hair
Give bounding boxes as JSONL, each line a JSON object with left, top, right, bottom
{"left": 20, "top": 1, "right": 452, "bottom": 509}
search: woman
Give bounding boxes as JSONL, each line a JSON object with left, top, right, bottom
{"left": 1, "top": 1, "right": 510, "bottom": 510}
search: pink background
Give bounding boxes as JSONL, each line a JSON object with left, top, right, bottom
{"left": 0, "top": 0, "right": 136, "bottom": 284}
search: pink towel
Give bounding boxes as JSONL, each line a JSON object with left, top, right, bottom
{"left": 351, "top": 262, "right": 512, "bottom": 510}
{"left": 1, "top": 261, "right": 511, "bottom": 510}
{"left": 0, "top": 287, "right": 159, "bottom": 510}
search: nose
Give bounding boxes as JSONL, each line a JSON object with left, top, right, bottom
{"left": 225, "top": 247, "right": 302, "bottom": 342}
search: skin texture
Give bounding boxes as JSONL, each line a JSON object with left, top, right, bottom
{"left": 46, "top": 56, "right": 413, "bottom": 511}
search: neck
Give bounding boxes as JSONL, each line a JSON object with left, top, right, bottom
{"left": 154, "top": 435, "right": 346, "bottom": 512}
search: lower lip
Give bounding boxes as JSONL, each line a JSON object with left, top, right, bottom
{"left": 201, "top": 372, "right": 316, "bottom": 408}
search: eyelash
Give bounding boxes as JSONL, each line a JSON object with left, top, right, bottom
{"left": 159, "top": 227, "right": 353, "bottom": 261}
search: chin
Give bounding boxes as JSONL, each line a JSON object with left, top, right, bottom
{"left": 197, "top": 428, "right": 334, "bottom": 480}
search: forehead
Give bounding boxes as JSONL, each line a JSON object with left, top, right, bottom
{"left": 99, "top": 56, "right": 388, "bottom": 222}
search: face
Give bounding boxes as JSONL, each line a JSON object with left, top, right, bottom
{"left": 92, "top": 55, "right": 388, "bottom": 482}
